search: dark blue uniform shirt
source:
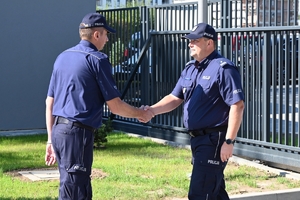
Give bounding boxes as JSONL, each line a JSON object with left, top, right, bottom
{"left": 171, "top": 50, "right": 244, "bottom": 130}
{"left": 47, "top": 40, "right": 121, "bottom": 128}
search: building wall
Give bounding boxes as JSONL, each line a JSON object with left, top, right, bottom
{"left": 0, "top": 1, "right": 95, "bottom": 130}
{"left": 257, "top": 0, "right": 299, "bottom": 26}
{"left": 96, "top": 0, "right": 172, "bottom": 9}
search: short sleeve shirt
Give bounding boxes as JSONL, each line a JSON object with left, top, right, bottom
{"left": 47, "top": 40, "right": 121, "bottom": 128}
{"left": 171, "top": 51, "right": 245, "bottom": 130}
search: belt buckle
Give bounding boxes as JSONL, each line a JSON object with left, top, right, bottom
{"left": 188, "top": 131, "right": 195, "bottom": 137}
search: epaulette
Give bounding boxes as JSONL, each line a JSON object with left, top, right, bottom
{"left": 185, "top": 60, "right": 197, "bottom": 67}
{"left": 100, "top": 52, "right": 108, "bottom": 58}
{"left": 219, "top": 60, "right": 228, "bottom": 67}
{"left": 217, "top": 58, "right": 236, "bottom": 68}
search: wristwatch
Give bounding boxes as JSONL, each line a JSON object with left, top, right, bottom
{"left": 225, "top": 139, "right": 235, "bottom": 145}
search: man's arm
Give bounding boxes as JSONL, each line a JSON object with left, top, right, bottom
{"left": 45, "top": 96, "right": 54, "bottom": 142}
{"left": 146, "top": 94, "right": 183, "bottom": 116}
{"left": 106, "top": 97, "right": 154, "bottom": 122}
{"left": 45, "top": 96, "right": 56, "bottom": 166}
{"left": 226, "top": 100, "right": 245, "bottom": 140}
{"left": 220, "top": 100, "right": 244, "bottom": 162}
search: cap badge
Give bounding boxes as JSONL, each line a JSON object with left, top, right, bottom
{"left": 81, "top": 23, "right": 89, "bottom": 27}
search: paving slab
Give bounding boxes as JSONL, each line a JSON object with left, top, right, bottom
{"left": 18, "top": 169, "right": 59, "bottom": 181}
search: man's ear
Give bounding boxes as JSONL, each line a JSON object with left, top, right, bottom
{"left": 93, "top": 31, "right": 99, "bottom": 39}
{"left": 208, "top": 39, "right": 214, "bottom": 47}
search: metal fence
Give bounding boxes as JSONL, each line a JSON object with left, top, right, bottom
{"left": 208, "top": 0, "right": 299, "bottom": 28}
{"left": 219, "top": 26, "right": 300, "bottom": 172}
{"left": 98, "top": 0, "right": 300, "bottom": 172}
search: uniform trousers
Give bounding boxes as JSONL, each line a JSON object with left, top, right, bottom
{"left": 188, "top": 131, "right": 230, "bottom": 200}
{"left": 52, "top": 121, "right": 94, "bottom": 200}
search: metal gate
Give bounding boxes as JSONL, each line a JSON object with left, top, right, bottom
{"left": 98, "top": 0, "right": 300, "bottom": 172}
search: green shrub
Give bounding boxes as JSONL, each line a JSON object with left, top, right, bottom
{"left": 94, "top": 119, "right": 113, "bottom": 149}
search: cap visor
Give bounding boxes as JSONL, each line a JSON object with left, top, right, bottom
{"left": 105, "top": 25, "right": 116, "bottom": 33}
{"left": 181, "top": 34, "right": 202, "bottom": 39}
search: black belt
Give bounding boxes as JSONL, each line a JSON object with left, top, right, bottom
{"left": 55, "top": 116, "right": 96, "bottom": 133}
{"left": 188, "top": 125, "right": 228, "bottom": 137}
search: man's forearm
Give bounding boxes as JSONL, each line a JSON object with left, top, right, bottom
{"left": 107, "top": 97, "right": 154, "bottom": 122}
{"left": 226, "top": 100, "right": 244, "bottom": 139}
{"left": 45, "top": 97, "right": 54, "bottom": 142}
{"left": 150, "top": 94, "right": 183, "bottom": 115}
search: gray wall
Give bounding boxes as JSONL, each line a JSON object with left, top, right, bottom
{"left": 0, "top": 1, "right": 95, "bottom": 130}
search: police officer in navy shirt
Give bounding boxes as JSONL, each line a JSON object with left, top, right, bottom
{"left": 142, "top": 23, "right": 245, "bottom": 199}
{"left": 45, "top": 13, "right": 154, "bottom": 200}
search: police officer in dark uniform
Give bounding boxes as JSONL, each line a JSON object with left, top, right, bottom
{"left": 142, "top": 23, "right": 245, "bottom": 199}
{"left": 45, "top": 13, "right": 154, "bottom": 200}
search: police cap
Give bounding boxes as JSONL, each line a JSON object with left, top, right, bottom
{"left": 79, "top": 13, "right": 116, "bottom": 33}
{"left": 182, "top": 23, "right": 217, "bottom": 41}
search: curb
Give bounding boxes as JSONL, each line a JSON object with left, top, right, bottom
{"left": 0, "top": 129, "right": 46, "bottom": 137}
{"left": 230, "top": 188, "right": 300, "bottom": 200}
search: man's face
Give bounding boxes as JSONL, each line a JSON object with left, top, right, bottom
{"left": 188, "top": 37, "right": 213, "bottom": 61}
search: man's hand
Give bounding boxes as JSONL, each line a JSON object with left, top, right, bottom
{"left": 45, "top": 144, "right": 56, "bottom": 166}
{"left": 138, "top": 105, "right": 155, "bottom": 123}
{"left": 220, "top": 142, "right": 234, "bottom": 162}
{"left": 137, "top": 107, "right": 155, "bottom": 123}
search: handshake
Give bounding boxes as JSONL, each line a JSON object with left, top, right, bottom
{"left": 137, "top": 105, "right": 154, "bottom": 123}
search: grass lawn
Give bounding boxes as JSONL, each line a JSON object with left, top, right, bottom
{"left": 1, "top": 132, "right": 300, "bottom": 200}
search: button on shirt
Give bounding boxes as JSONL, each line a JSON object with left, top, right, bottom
{"left": 47, "top": 40, "right": 121, "bottom": 128}
{"left": 171, "top": 51, "right": 245, "bottom": 130}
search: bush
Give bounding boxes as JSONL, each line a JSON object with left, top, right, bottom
{"left": 94, "top": 119, "right": 113, "bottom": 149}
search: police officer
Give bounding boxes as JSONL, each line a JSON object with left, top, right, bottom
{"left": 45, "top": 12, "right": 153, "bottom": 200}
{"left": 142, "top": 23, "right": 245, "bottom": 199}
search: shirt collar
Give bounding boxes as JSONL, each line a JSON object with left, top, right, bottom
{"left": 80, "top": 40, "right": 98, "bottom": 51}
{"left": 196, "top": 50, "right": 218, "bottom": 69}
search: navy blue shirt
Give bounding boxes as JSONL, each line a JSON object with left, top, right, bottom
{"left": 172, "top": 51, "right": 244, "bottom": 130}
{"left": 47, "top": 40, "right": 121, "bottom": 128}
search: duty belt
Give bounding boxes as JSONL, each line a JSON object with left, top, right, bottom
{"left": 55, "top": 116, "right": 96, "bottom": 133}
{"left": 188, "top": 125, "right": 228, "bottom": 137}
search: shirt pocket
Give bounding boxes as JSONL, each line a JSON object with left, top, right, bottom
{"left": 197, "top": 79, "right": 212, "bottom": 101}
{"left": 200, "top": 79, "right": 212, "bottom": 90}
{"left": 181, "top": 79, "right": 193, "bottom": 100}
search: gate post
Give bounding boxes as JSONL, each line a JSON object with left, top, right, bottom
{"left": 198, "top": 0, "right": 208, "bottom": 23}
{"left": 262, "top": 31, "right": 271, "bottom": 142}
